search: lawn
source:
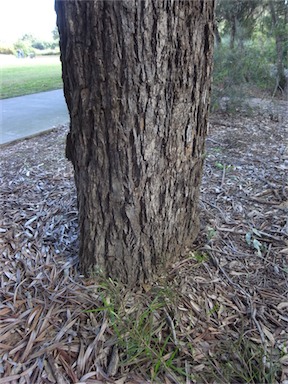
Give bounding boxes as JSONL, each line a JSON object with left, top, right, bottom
{"left": 0, "top": 55, "right": 63, "bottom": 99}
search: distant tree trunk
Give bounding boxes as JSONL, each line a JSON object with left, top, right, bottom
{"left": 215, "top": 22, "right": 222, "bottom": 46}
{"left": 269, "top": 0, "right": 287, "bottom": 92}
{"left": 55, "top": 0, "right": 215, "bottom": 286}
{"left": 230, "top": 15, "right": 237, "bottom": 49}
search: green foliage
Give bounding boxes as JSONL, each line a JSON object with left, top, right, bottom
{"left": 245, "top": 228, "right": 267, "bottom": 256}
{"left": 206, "top": 335, "right": 281, "bottom": 383}
{"left": 213, "top": 0, "right": 288, "bottom": 107}
{"left": 84, "top": 273, "right": 283, "bottom": 383}
{"left": 14, "top": 34, "right": 37, "bottom": 56}
{"left": 38, "top": 49, "right": 60, "bottom": 56}
{"left": 21, "top": 34, "right": 35, "bottom": 42}
{"left": 215, "top": 162, "right": 234, "bottom": 171}
{"left": 31, "top": 40, "right": 51, "bottom": 50}
{"left": 13, "top": 40, "right": 30, "bottom": 57}
{"left": 207, "top": 226, "right": 217, "bottom": 240}
{"left": 13, "top": 34, "right": 58, "bottom": 57}
{"left": 190, "top": 251, "right": 208, "bottom": 263}
{"left": 262, "top": 0, "right": 288, "bottom": 40}
{"left": 0, "top": 44, "right": 14, "bottom": 55}
{"left": 85, "top": 276, "right": 186, "bottom": 382}
{"left": 216, "top": 0, "right": 260, "bottom": 40}
{"left": 52, "top": 26, "right": 60, "bottom": 41}
{"left": 211, "top": 39, "right": 276, "bottom": 112}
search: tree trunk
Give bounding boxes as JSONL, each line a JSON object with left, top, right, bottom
{"left": 230, "top": 15, "right": 236, "bottom": 49}
{"left": 215, "top": 22, "right": 222, "bottom": 46}
{"left": 269, "top": 0, "right": 287, "bottom": 92}
{"left": 55, "top": 0, "right": 215, "bottom": 286}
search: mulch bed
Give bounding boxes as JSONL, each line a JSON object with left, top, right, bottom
{"left": 0, "top": 100, "right": 287, "bottom": 383}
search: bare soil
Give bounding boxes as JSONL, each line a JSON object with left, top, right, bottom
{"left": 0, "top": 99, "right": 287, "bottom": 383}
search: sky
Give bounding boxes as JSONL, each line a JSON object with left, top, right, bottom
{"left": 0, "top": 0, "right": 57, "bottom": 44}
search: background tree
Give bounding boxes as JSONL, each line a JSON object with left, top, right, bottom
{"left": 268, "top": 0, "right": 287, "bottom": 92}
{"left": 55, "top": 0, "right": 215, "bottom": 286}
{"left": 51, "top": 26, "right": 60, "bottom": 49}
{"left": 216, "top": 0, "right": 260, "bottom": 48}
{"left": 13, "top": 34, "right": 36, "bottom": 56}
{"left": 212, "top": 0, "right": 288, "bottom": 111}
{"left": 52, "top": 26, "right": 59, "bottom": 41}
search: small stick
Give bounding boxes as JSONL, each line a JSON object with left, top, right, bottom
{"left": 164, "top": 308, "right": 178, "bottom": 346}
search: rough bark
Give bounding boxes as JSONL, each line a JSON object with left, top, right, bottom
{"left": 55, "top": 0, "right": 215, "bottom": 286}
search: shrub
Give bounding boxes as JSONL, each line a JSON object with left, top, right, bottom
{"left": 31, "top": 40, "right": 51, "bottom": 50}
{"left": 0, "top": 45, "right": 14, "bottom": 55}
{"left": 13, "top": 41, "right": 29, "bottom": 57}
{"left": 211, "top": 38, "right": 276, "bottom": 112}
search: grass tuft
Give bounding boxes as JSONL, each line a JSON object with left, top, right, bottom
{"left": 84, "top": 269, "right": 283, "bottom": 383}
{"left": 205, "top": 335, "right": 281, "bottom": 383}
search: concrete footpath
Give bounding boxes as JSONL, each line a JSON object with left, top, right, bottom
{"left": 0, "top": 89, "right": 69, "bottom": 145}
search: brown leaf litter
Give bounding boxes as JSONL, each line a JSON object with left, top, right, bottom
{"left": 0, "top": 99, "right": 287, "bottom": 383}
